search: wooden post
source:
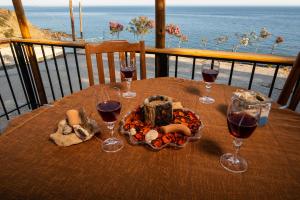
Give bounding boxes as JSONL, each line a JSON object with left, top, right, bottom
{"left": 278, "top": 52, "right": 300, "bottom": 106}
{"left": 79, "top": 0, "right": 83, "bottom": 39}
{"left": 12, "top": 0, "right": 47, "bottom": 105}
{"left": 155, "top": 0, "right": 168, "bottom": 77}
{"left": 13, "top": 43, "right": 39, "bottom": 109}
{"left": 69, "top": 0, "right": 76, "bottom": 41}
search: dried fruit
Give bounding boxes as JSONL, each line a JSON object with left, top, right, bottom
{"left": 123, "top": 107, "right": 201, "bottom": 148}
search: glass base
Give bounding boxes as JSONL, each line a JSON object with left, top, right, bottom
{"left": 199, "top": 96, "right": 215, "bottom": 104}
{"left": 102, "top": 137, "right": 124, "bottom": 153}
{"left": 220, "top": 153, "right": 248, "bottom": 173}
{"left": 122, "top": 91, "right": 136, "bottom": 98}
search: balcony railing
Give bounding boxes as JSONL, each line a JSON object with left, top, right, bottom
{"left": 0, "top": 38, "right": 297, "bottom": 120}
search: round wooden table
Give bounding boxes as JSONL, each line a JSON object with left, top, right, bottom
{"left": 1, "top": 77, "right": 300, "bottom": 200}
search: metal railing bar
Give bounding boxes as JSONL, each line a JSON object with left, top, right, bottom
{"left": 211, "top": 59, "right": 214, "bottom": 69}
{"left": 0, "top": 94, "right": 9, "bottom": 120}
{"left": 62, "top": 47, "right": 73, "bottom": 93}
{"left": 9, "top": 43, "right": 31, "bottom": 109}
{"left": 167, "top": 55, "right": 170, "bottom": 77}
{"left": 20, "top": 44, "right": 40, "bottom": 106}
{"left": 228, "top": 61, "right": 235, "bottom": 85}
{"left": 0, "top": 51, "right": 20, "bottom": 114}
{"left": 191, "top": 58, "right": 196, "bottom": 80}
{"left": 125, "top": 52, "right": 128, "bottom": 67}
{"left": 268, "top": 64, "right": 280, "bottom": 97}
{"left": 248, "top": 62, "right": 257, "bottom": 90}
{"left": 41, "top": 45, "right": 56, "bottom": 101}
{"left": 73, "top": 48, "right": 83, "bottom": 90}
{"left": 51, "top": 45, "right": 64, "bottom": 97}
{"left": 175, "top": 56, "right": 178, "bottom": 78}
{"left": 0, "top": 102, "right": 29, "bottom": 118}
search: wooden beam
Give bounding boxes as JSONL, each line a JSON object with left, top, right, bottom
{"left": 10, "top": 38, "right": 86, "bottom": 48}
{"left": 12, "top": 0, "right": 48, "bottom": 105}
{"left": 155, "top": 0, "right": 165, "bottom": 48}
{"left": 79, "top": 0, "right": 83, "bottom": 39}
{"left": 278, "top": 52, "right": 300, "bottom": 106}
{"left": 69, "top": 0, "right": 76, "bottom": 41}
{"left": 12, "top": 0, "right": 30, "bottom": 38}
{"left": 155, "top": 0, "right": 168, "bottom": 77}
{"left": 146, "top": 47, "right": 296, "bottom": 65}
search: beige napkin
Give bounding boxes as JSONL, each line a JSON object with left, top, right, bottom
{"left": 50, "top": 109, "right": 99, "bottom": 147}
{"left": 50, "top": 131, "right": 93, "bottom": 147}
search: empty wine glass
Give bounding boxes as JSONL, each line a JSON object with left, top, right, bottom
{"left": 220, "top": 98, "right": 260, "bottom": 173}
{"left": 120, "top": 57, "right": 136, "bottom": 98}
{"left": 199, "top": 60, "right": 220, "bottom": 104}
{"left": 96, "top": 87, "right": 124, "bottom": 152}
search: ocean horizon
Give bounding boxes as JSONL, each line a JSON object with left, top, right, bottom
{"left": 2, "top": 6, "right": 300, "bottom": 56}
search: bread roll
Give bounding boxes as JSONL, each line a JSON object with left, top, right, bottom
{"left": 66, "top": 109, "right": 82, "bottom": 126}
{"left": 161, "top": 124, "right": 191, "bottom": 136}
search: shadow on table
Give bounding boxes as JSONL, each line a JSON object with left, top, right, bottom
{"left": 198, "top": 138, "right": 224, "bottom": 157}
{"left": 109, "top": 83, "right": 126, "bottom": 91}
{"left": 216, "top": 103, "right": 228, "bottom": 116}
{"left": 184, "top": 86, "right": 202, "bottom": 96}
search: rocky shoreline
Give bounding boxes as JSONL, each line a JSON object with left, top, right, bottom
{"left": 0, "top": 8, "right": 72, "bottom": 40}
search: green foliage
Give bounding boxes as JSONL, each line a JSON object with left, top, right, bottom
{"left": 127, "top": 16, "right": 155, "bottom": 38}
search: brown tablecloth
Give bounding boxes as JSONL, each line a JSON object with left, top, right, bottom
{"left": 0, "top": 77, "right": 300, "bottom": 200}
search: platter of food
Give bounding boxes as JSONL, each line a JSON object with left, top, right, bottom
{"left": 120, "top": 95, "right": 204, "bottom": 150}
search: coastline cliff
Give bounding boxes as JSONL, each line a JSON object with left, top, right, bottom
{"left": 0, "top": 8, "right": 70, "bottom": 40}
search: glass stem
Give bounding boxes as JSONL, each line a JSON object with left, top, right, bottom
{"left": 233, "top": 138, "right": 243, "bottom": 163}
{"left": 126, "top": 78, "right": 132, "bottom": 92}
{"left": 107, "top": 122, "right": 115, "bottom": 137}
{"left": 205, "top": 82, "right": 212, "bottom": 97}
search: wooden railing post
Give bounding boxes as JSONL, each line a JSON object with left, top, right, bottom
{"left": 13, "top": 43, "right": 38, "bottom": 109}
{"left": 69, "top": 0, "right": 76, "bottom": 41}
{"left": 278, "top": 52, "right": 300, "bottom": 106}
{"left": 12, "top": 0, "right": 47, "bottom": 105}
{"left": 155, "top": 0, "right": 169, "bottom": 77}
{"left": 79, "top": 0, "right": 83, "bottom": 39}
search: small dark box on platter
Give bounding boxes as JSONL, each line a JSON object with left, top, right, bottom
{"left": 143, "top": 95, "right": 173, "bottom": 126}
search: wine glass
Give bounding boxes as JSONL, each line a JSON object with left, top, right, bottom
{"left": 120, "top": 57, "right": 136, "bottom": 98}
{"left": 220, "top": 98, "right": 260, "bottom": 173}
{"left": 199, "top": 60, "right": 220, "bottom": 104}
{"left": 96, "top": 87, "right": 124, "bottom": 152}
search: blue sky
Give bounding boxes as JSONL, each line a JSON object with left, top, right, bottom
{"left": 1, "top": 0, "right": 300, "bottom": 6}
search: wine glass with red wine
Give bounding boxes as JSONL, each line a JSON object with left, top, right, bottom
{"left": 199, "top": 60, "right": 220, "bottom": 104}
{"left": 96, "top": 87, "right": 124, "bottom": 152}
{"left": 120, "top": 57, "right": 136, "bottom": 98}
{"left": 220, "top": 98, "right": 260, "bottom": 173}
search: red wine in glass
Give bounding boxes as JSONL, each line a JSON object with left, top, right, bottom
{"left": 220, "top": 99, "right": 260, "bottom": 173}
{"left": 120, "top": 58, "right": 137, "bottom": 98}
{"left": 121, "top": 67, "right": 136, "bottom": 79}
{"left": 199, "top": 61, "right": 220, "bottom": 104}
{"left": 202, "top": 69, "right": 219, "bottom": 83}
{"left": 227, "top": 112, "right": 257, "bottom": 139}
{"left": 97, "top": 100, "right": 121, "bottom": 122}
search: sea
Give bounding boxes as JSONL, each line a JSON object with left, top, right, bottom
{"left": 2, "top": 6, "right": 300, "bottom": 56}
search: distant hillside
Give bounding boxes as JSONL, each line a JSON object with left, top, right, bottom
{"left": 0, "top": 8, "right": 70, "bottom": 40}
